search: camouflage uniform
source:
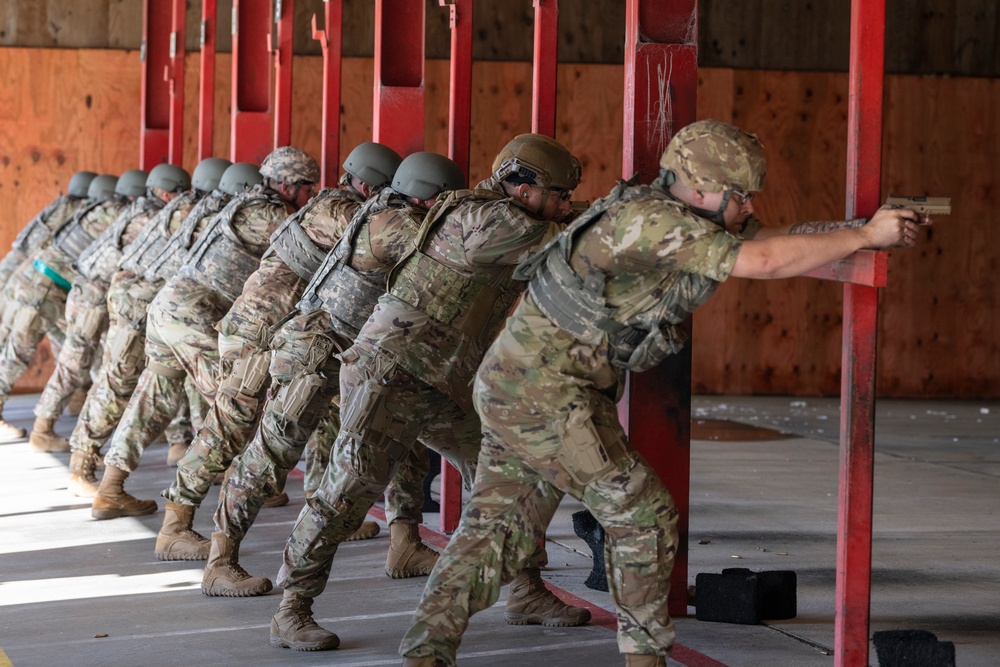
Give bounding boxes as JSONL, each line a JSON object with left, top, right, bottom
{"left": 400, "top": 170, "right": 758, "bottom": 661}
{"left": 69, "top": 191, "right": 216, "bottom": 459}
{"left": 102, "top": 183, "right": 292, "bottom": 473}
{"left": 0, "top": 197, "right": 125, "bottom": 407}
{"left": 278, "top": 177, "right": 561, "bottom": 597}
{"left": 214, "top": 192, "right": 432, "bottom": 544}
{"left": 33, "top": 195, "right": 166, "bottom": 421}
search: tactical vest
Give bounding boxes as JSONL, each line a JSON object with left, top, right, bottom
{"left": 50, "top": 200, "right": 110, "bottom": 261}
{"left": 297, "top": 189, "right": 403, "bottom": 333}
{"left": 77, "top": 196, "right": 165, "bottom": 282}
{"left": 516, "top": 178, "right": 717, "bottom": 372}
{"left": 180, "top": 190, "right": 283, "bottom": 302}
{"left": 265, "top": 188, "right": 360, "bottom": 281}
{"left": 119, "top": 191, "right": 197, "bottom": 275}
{"left": 12, "top": 197, "right": 63, "bottom": 254}
{"left": 386, "top": 187, "right": 517, "bottom": 343}
{"left": 143, "top": 192, "right": 228, "bottom": 283}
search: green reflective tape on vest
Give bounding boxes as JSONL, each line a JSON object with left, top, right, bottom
{"left": 33, "top": 259, "right": 72, "bottom": 292}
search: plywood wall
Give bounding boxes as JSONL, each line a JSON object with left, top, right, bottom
{"left": 1, "top": 47, "right": 996, "bottom": 398}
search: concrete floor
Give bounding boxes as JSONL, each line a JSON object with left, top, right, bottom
{"left": 1, "top": 393, "right": 997, "bottom": 667}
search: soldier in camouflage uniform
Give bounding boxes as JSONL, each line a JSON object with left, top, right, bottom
{"left": 0, "top": 171, "right": 95, "bottom": 317}
{"left": 91, "top": 147, "right": 319, "bottom": 521}
{"left": 398, "top": 120, "right": 927, "bottom": 667}
{"left": 270, "top": 135, "right": 592, "bottom": 652}
{"left": 153, "top": 142, "right": 406, "bottom": 567}
{"left": 29, "top": 164, "right": 192, "bottom": 452}
{"left": 66, "top": 158, "right": 236, "bottom": 497}
{"left": 0, "top": 173, "right": 125, "bottom": 441}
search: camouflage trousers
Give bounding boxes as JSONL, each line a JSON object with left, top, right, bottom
{"left": 399, "top": 377, "right": 678, "bottom": 663}
{"left": 103, "top": 276, "right": 226, "bottom": 472}
{"left": 0, "top": 249, "right": 28, "bottom": 316}
{"left": 70, "top": 272, "right": 200, "bottom": 456}
{"left": 210, "top": 309, "right": 431, "bottom": 542}
{"left": 278, "top": 341, "right": 484, "bottom": 598}
{"left": 0, "top": 265, "right": 68, "bottom": 402}
{"left": 165, "top": 259, "right": 307, "bottom": 510}
{"left": 34, "top": 276, "right": 108, "bottom": 420}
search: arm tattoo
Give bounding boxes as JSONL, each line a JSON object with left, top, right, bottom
{"left": 788, "top": 218, "right": 867, "bottom": 235}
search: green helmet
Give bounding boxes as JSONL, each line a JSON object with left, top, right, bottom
{"left": 343, "top": 142, "right": 403, "bottom": 188}
{"left": 219, "top": 162, "right": 262, "bottom": 196}
{"left": 115, "top": 169, "right": 149, "bottom": 198}
{"left": 147, "top": 163, "right": 192, "bottom": 193}
{"left": 260, "top": 146, "right": 320, "bottom": 186}
{"left": 191, "top": 158, "right": 233, "bottom": 193}
{"left": 492, "top": 134, "right": 581, "bottom": 190}
{"left": 660, "top": 120, "right": 766, "bottom": 193}
{"left": 392, "top": 152, "right": 466, "bottom": 200}
{"left": 88, "top": 174, "right": 119, "bottom": 202}
{"left": 68, "top": 171, "right": 98, "bottom": 198}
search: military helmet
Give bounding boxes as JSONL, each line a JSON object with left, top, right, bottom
{"left": 147, "top": 163, "right": 192, "bottom": 193}
{"left": 343, "top": 142, "right": 403, "bottom": 188}
{"left": 392, "top": 152, "right": 467, "bottom": 201}
{"left": 491, "top": 134, "right": 581, "bottom": 190}
{"left": 67, "top": 171, "right": 98, "bottom": 198}
{"left": 88, "top": 174, "right": 119, "bottom": 202}
{"left": 259, "top": 146, "right": 320, "bottom": 186}
{"left": 191, "top": 158, "right": 232, "bottom": 193}
{"left": 219, "top": 162, "right": 263, "bottom": 196}
{"left": 115, "top": 169, "right": 149, "bottom": 198}
{"left": 660, "top": 120, "right": 766, "bottom": 193}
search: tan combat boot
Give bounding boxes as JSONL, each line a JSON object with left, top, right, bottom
{"left": 624, "top": 655, "right": 666, "bottom": 667}
{"left": 29, "top": 417, "right": 70, "bottom": 452}
{"left": 268, "top": 589, "right": 340, "bottom": 651}
{"left": 201, "top": 531, "right": 272, "bottom": 597}
{"left": 91, "top": 466, "right": 158, "bottom": 519}
{"left": 504, "top": 567, "right": 592, "bottom": 627}
{"left": 401, "top": 656, "right": 447, "bottom": 667}
{"left": 385, "top": 522, "right": 439, "bottom": 579}
{"left": 155, "top": 502, "right": 210, "bottom": 560}
{"left": 165, "top": 442, "right": 188, "bottom": 466}
{"left": 0, "top": 412, "right": 26, "bottom": 443}
{"left": 66, "top": 386, "right": 88, "bottom": 416}
{"left": 344, "top": 520, "right": 380, "bottom": 542}
{"left": 68, "top": 449, "right": 101, "bottom": 498}
{"left": 262, "top": 491, "right": 289, "bottom": 508}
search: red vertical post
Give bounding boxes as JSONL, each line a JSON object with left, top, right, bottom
{"left": 436, "top": 0, "right": 473, "bottom": 533}
{"left": 312, "top": 1, "right": 344, "bottom": 187}
{"left": 166, "top": 0, "right": 186, "bottom": 165}
{"left": 621, "top": 0, "right": 698, "bottom": 617}
{"left": 835, "top": 0, "right": 886, "bottom": 664}
{"left": 231, "top": 0, "right": 274, "bottom": 164}
{"left": 140, "top": 0, "right": 173, "bottom": 168}
{"left": 198, "top": 0, "right": 218, "bottom": 161}
{"left": 373, "top": 0, "right": 425, "bottom": 156}
{"left": 273, "top": 0, "right": 294, "bottom": 148}
{"left": 531, "top": 0, "right": 558, "bottom": 137}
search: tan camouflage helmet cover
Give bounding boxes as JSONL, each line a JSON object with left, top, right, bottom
{"left": 492, "top": 133, "right": 582, "bottom": 190}
{"left": 260, "top": 146, "right": 321, "bottom": 185}
{"left": 660, "top": 120, "right": 766, "bottom": 193}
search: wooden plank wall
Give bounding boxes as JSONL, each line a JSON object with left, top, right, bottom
{"left": 0, "top": 48, "right": 996, "bottom": 398}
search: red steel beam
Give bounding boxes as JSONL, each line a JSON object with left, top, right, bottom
{"left": 531, "top": 0, "right": 558, "bottom": 137}
{"left": 167, "top": 0, "right": 186, "bottom": 166}
{"left": 231, "top": 0, "right": 274, "bottom": 164}
{"left": 373, "top": 0, "right": 425, "bottom": 157}
{"left": 273, "top": 0, "right": 294, "bottom": 148}
{"left": 312, "top": 1, "right": 344, "bottom": 187}
{"left": 436, "top": 0, "right": 474, "bottom": 533}
{"left": 140, "top": 0, "right": 172, "bottom": 168}
{"left": 621, "top": 0, "right": 698, "bottom": 618}
{"left": 198, "top": 0, "right": 217, "bottom": 161}
{"left": 834, "top": 0, "right": 887, "bottom": 664}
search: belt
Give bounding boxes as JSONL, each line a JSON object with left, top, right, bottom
{"left": 33, "top": 259, "right": 72, "bottom": 292}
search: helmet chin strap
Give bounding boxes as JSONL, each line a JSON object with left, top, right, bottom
{"left": 661, "top": 169, "right": 730, "bottom": 227}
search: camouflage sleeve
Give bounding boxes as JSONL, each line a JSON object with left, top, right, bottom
{"left": 463, "top": 201, "right": 555, "bottom": 266}
{"left": 300, "top": 197, "right": 360, "bottom": 248}
{"left": 368, "top": 208, "right": 422, "bottom": 266}
{"left": 232, "top": 201, "right": 289, "bottom": 253}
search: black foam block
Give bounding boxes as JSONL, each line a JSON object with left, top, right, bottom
{"left": 695, "top": 571, "right": 761, "bottom": 625}
{"left": 872, "top": 630, "right": 956, "bottom": 667}
{"left": 571, "top": 510, "right": 608, "bottom": 592}
{"left": 722, "top": 568, "right": 797, "bottom": 620}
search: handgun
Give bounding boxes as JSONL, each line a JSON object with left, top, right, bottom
{"left": 884, "top": 196, "right": 951, "bottom": 215}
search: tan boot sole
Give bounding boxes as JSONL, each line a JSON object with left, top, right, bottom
{"left": 91, "top": 502, "right": 158, "bottom": 520}
{"left": 268, "top": 633, "right": 340, "bottom": 651}
{"left": 201, "top": 579, "right": 273, "bottom": 597}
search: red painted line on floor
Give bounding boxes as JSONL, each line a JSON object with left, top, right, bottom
{"left": 365, "top": 505, "right": 730, "bottom": 667}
